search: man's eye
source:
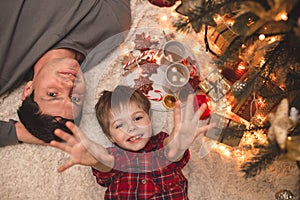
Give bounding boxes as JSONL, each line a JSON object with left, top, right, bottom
{"left": 47, "top": 92, "right": 57, "bottom": 97}
{"left": 71, "top": 96, "right": 81, "bottom": 103}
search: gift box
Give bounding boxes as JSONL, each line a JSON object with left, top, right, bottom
{"left": 199, "top": 69, "right": 231, "bottom": 102}
{"left": 209, "top": 23, "right": 239, "bottom": 54}
{"left": 205, "top": 113, "right": 246, "bottom": 147}
{"left": 231, "top": 77, "right": 285, "bottom": 123}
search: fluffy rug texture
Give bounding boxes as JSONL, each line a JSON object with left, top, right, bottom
{"left": 0, "top": 1, "right": 299, "bottom": 199}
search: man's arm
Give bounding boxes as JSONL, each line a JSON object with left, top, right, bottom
{"left": 0, "top": 120, "right": 19, "bottom": 147}
{"left": 15, "top": 121, "right": 45, "bottom": 145}
{"left": 0, "top": 120, "right": 45, "bottom": 147}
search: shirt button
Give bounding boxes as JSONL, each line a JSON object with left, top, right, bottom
{"left": 141, "top": 179, "right": 146, "bottom": 184}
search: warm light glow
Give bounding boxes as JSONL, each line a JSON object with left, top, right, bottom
{"left": 227, "top": 19, "right": 234, "bottom": 27}
{"left": 256, "top": 97, "right": 265, "bottom": 108}
{"left": 255, "top": 114, "right": 266, "bottom": 123}
{"left": 237, "top": 62, "right": 246, "bottom": 71}
{"left": 260, "top": 59, "right": 266, "bottom": 66}
{"left": 259, "top": 34, "right": 265, "bottom": 41}
{"left": 270, "top": 37, "right": 277, "bottom": 43}
{"left": 275, "top": 11, "right": 288, "bottom": 21}
{"left": 161, "top": 15, "right": 168, "bottom": 21}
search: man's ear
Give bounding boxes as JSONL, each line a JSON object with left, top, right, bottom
{"left": 22, "top": 81, "right": 33, "bottom": 100}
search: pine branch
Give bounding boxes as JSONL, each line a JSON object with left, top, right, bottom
{"left": 240, "top": 141, "right": 283, "bottom": 178}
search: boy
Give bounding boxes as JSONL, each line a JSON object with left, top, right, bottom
{"left": 50, "top": 85, "right": 211, "bottom": 199}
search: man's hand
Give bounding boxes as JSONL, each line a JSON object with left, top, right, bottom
{"left": 164, "top": 94, "right": 213, "bottom": 161}
{"left": 15, "top": 121, "right": 46, "bottom": 145}
{"left": 50, "top": 121, "right": 114, "bottom": 173}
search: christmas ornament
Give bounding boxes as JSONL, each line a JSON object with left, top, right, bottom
{"left": 148, "top": 0, "right": 178, "bottom": 7}
{"left": 275, "top": 189, "right": 295, "bottom": 200}
{"left": 134, "top": 75, "right": 154, "bottom": 94}
{"left": 122, "top": 50, "right": 155, "bottom": 75}
{"left": 194, "top": 94, "right": 211, "bottom": 120}
{"left": 145, "top": 89, "right": 163, "bottom": 102}
{"left": 140, "top": 62, "right": 160, "bottom": 76}
{"left": 162, "top": 94, "right": 177, "bottom": 110}
{"left": 134, "top": 33, "right": 155, "bottom": 51}
{"left": 267, "top": 98, "right": 297, "bottom": 149}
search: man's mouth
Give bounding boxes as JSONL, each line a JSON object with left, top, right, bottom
{"left": 127, "top": 134, "right": 143, "bottom": 142}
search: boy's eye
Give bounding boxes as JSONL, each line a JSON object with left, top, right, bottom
{"left": 135, "top": 116, "right": 143, "bottom": 121}
{"left": 47, "top": 92, "right": 57, "bottom": 97}
{"left": 115, "top": 124, "right": 123, "bottom": 129}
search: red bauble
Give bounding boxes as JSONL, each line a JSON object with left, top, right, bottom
{"left": 194, "top": 94, "right": 211, "bottom": 120}
{"left": 148, "top": 0, "right": 178, "bottom": 7}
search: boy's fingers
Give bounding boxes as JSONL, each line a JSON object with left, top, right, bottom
{"left": 57, "top": 160, "right": 75, "bottom": 173}
{"left": 49, "top": 140, "right": 70, "bottom": 153}
{"left": 65, "top": 121, "right": 80, "bottom": 139}
{"left": 195, "top": 123, "right": 215, "bottom": 137}
{"left": 173, "top": 101, "right": 182, "bottom": 129}
{"left": 192, "top": 103, "right": 207, "bottom": 123}
{"left": 54, "top": 129, "right": 77, "bottom": 146}
{"left": 184, "top": 95, "right": 195, "bottom": 120}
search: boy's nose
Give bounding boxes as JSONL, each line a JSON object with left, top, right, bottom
{"left": 127, "top": 123, "right": 137, "bottom": 133}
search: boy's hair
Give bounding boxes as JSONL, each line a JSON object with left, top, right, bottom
{"left": 17, "top": 91, "right": 79, "bottom": 143}
{"left": 95, "top": 85, "right": 151, "bottom": 138}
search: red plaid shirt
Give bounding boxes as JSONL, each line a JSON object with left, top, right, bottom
{"left": 92, "top": 132, "right": 190, "bottom": 200}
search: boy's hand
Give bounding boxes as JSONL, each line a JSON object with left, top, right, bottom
{"left": 50, "top": 121, "right": 114, "bottom": 172}
{"left": 165, "top": 94, "right": 213, "bottom": 160}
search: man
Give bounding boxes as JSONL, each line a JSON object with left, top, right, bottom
{"left": 0, "top": 0, "right": 131, "bottom": 146}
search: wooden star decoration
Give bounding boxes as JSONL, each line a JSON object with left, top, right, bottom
{"left": 133, "top": 75, "right": 154, "bottom": 94}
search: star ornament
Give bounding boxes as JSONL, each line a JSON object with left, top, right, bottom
{"left": 133, "top": 75, "right": 154, "bottom": 94}
{"left": 267, "top": 98, "right": 297, "bottom": 150}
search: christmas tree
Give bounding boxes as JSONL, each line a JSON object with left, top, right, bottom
{"left": 148, "top": 0, "right": 300, "bottom": 179}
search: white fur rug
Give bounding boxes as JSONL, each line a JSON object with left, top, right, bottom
{"left": 0, "top": 1, "right": 299, "bottom": 199}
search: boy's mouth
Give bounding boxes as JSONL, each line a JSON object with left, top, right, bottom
{"left": 127, "top": 134, "right": 143, "bottom": 142}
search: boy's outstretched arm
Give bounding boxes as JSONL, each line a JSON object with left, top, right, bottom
{"left": 164, "top": 94, "right": 214, "bottom": 162}
{"left": 50, "top": 121, "right": 114, "bottom": 173}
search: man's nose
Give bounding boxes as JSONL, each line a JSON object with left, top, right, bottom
{"left": 61, "top": 78, "right": 75, "bottom": 89}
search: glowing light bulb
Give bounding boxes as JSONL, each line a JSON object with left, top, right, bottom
{"left": 275, "top": 11, "right": 288, "bottom": 21}
{"left": 270, "top": 37, "right": 277, "bottom": 43}
{"left": 259, "top": 34, "right": 265, "bottom": 41}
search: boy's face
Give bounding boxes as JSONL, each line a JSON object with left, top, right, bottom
{"left": 108, "top": 102, "right": 152, "bottom": 151}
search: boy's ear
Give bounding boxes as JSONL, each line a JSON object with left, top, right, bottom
{"left": 22, "top": 81, "right": 33, "bottom": 100}
{"left": 106, "top": 134, "right": 115, "bottom": 143}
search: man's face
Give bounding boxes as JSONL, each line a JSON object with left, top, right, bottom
{"left": 31, "top": 58, "right": 85, "bottom": 120}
